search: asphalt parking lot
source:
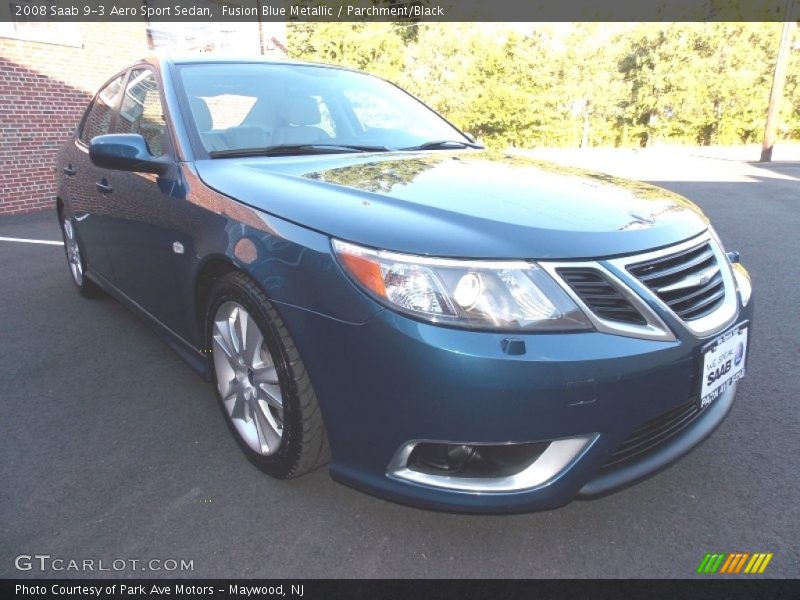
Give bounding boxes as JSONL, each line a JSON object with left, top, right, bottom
{"left": 1, "top": 148, "right": 798, "bottom": 578}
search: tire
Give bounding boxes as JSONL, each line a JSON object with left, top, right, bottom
{"left": 206, "top": 271, "right": 330, "bottom": 478}
{"left": 59, "top": 212, "right": 102, "bottom": 298}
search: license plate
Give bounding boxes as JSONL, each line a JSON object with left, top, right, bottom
{"left": 699, "top": 323, "right": 748, "bottom": 409}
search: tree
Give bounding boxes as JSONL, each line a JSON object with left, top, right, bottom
{"left": 287, "top": 22, "right": 800, "bottom": 150}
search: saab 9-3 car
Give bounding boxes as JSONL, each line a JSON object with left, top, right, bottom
{"left": 55, "top": 57, "right": 753, "bottom": 513}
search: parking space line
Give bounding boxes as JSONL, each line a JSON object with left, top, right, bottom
{"left": 0, "top": 236, "right": 63, "bottom": 246}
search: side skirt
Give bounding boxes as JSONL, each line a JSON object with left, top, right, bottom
{"left": 85, "top": 269, "right": 212, "bottom": 381}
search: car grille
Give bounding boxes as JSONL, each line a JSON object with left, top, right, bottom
{"left": 628, "top": 241, "right": 725, "bottom": 321}
{"left": 600, "top": 396, "right": 702, "bottom": 470}
{"left": 557, "top": 268, "right": 646, "bottom": 325}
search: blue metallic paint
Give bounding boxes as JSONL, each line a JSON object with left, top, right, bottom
{"left": 275, "top": 299, "right": 752, "bottom": 512}
{"left": 194, "top": 151, "right": 709, "bottom": 260}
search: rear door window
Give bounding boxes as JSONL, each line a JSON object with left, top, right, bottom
{"left": 79, "top": 74, "right": 126, "bottom": 144}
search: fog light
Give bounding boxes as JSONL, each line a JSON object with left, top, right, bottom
{"left": 407, "top": 441, "right": 550, "bottom": 477}
{"left": 411, "top": 443, "right": 479, "bottom": 472}
{"left": 389, "top": 435, "right": 598, "bottom": 492}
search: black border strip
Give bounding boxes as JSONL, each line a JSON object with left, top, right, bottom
{"left": 1, "top": 0, "right": 799, "bottom": 23}
{"left": 2, "top": 579, "right": 800, "bottom": 600}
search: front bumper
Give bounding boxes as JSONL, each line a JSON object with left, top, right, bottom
{"left": 276, "top": 290, "right": 752, "bottom": 513}
{"left": 578, "top": 382, "right": 735, "bottom": 498}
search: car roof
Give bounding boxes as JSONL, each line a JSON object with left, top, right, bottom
{"left": 135, "top": 54, "right": 366, "bottom": 75}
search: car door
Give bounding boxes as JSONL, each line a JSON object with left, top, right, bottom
{"left": 66, "top": 71, "right": 128, "bottom": 280}
{"left": 99, "top": 66, "right": 194, "bottom": 340}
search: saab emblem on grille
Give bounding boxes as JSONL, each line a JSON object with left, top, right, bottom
{"left": 629, "top": 211, "right": 656, "bottom": 225}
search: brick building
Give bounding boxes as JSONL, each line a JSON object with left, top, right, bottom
{"left": 0, "top": 21, "right": 287, "bottom": 215}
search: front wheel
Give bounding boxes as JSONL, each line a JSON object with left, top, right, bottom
{"left": 207, "top": 271, "right": 330, "bottom": 478}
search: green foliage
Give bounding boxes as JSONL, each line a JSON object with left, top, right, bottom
{"left": 287, "top": 22, "right": 800, "bottom": 148}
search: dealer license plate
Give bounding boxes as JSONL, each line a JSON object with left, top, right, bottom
{"left": 699, "top": 323, "right": 748, "bottom": 410}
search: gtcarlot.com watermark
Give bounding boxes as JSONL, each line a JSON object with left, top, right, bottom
{"left": 14, "top": 554, "right": 194, "bottom": 573}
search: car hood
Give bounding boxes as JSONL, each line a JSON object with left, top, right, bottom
{"left": 193, "top": 150, "right": 708, "bottom": 259}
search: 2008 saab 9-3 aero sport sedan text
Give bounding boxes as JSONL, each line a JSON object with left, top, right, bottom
{"left": 56, "top": 57, "right": 753, "bottom": 513}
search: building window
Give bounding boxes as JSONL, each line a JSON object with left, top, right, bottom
{"left": 147, "top": 22, "right": 263, "bottom": 55}
{"left": 145, "top": 21, "right": 287, "bottom": 57}
{"left": 0, "top": 2, "right": 81, "bottom": 47}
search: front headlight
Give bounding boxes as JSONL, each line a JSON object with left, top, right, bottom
{"left": 332, "top": 240, "right": 593, "bottom": 331}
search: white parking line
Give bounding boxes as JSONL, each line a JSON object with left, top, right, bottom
{"left": 0, "top": 236, "right": 63, "bottom": 246}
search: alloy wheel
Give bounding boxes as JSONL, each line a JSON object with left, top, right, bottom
{"left": 62, "top": 218, "right": 83, "bottom": 285}
{"left": 212, "top": 301, "right": 284, "bottom": 456}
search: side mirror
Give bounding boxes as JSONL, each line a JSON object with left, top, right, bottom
{"left": 89, "top": 134, "right": 170, "bottom": 175}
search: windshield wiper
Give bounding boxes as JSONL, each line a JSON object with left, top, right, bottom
{"left": 399, "top": 140, "right": 484, "bottom": 151}
{"left": 209, "top": 144, "right": 391, "bottom": 158}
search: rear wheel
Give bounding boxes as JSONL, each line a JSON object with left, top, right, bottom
{"left": 60, "top": 214, "right": 102, "bottom": 298}
{"left": 207, "top": 271, "right": 330, "bottom": 478}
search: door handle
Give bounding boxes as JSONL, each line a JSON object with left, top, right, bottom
{"left": 63, "top": 165, "right": 76, "bottom": 176}
{"left": 95, "top": 180, "right": 113, "bottom": 194}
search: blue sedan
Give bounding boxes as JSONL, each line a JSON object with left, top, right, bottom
{"left": 55, "top": 57, "right": 753, "bottom": 513}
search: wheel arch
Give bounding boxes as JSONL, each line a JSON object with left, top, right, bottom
{"left": 193, "top": 256, "right": 242, "bottom": 348}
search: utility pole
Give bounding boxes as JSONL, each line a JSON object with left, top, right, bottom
{"left": 255, "top": 0, "right": 266, "bottom": 55}
{"left": 760, "top": 9, "right": 795, "bottom": 162}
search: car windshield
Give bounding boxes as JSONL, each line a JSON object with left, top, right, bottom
{"left": 178, "top": 62, "right": 474, "bottom": 156}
